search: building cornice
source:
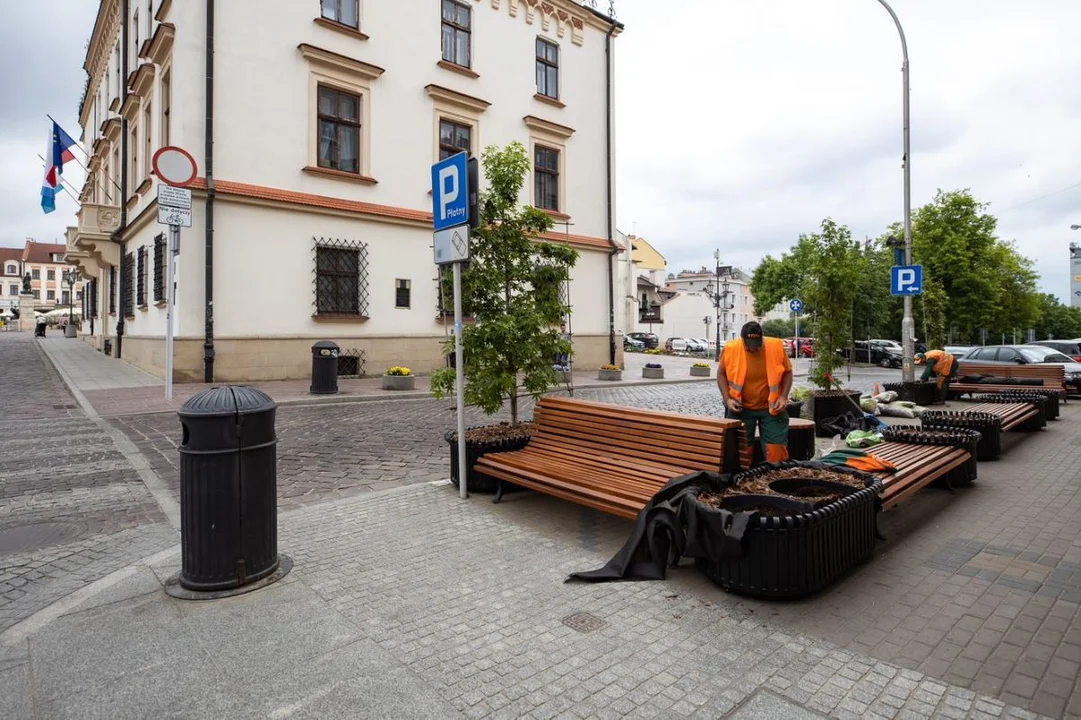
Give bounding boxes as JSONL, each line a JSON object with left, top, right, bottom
{"left": 154, "top": 0, "right": 173, "bottom": 23}
{"left": 297, "top": 43, "right": 385, "bottom": 81}
{"left": 128, "top": 62, "right": 155, "bottom": 98}
{"left": 485, "top": 0, "right": 622, "bottom": 45}
{"left": 523, "top": 115, "right": 575, "bottom": 139}
{"left": 80, "top": 0, "right": 121, "bottom": 124}
{"left": 425, "top": 84, "right": 491, "bottom": 113}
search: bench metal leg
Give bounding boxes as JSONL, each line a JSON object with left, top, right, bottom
{"left": 493, "top": 479, "right": 505, "bottom": 504}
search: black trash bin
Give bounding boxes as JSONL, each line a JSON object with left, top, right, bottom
{"left": 310, "top": 340, "right": 339, "bottom": 394}
{"left": 176, "top": 386, "right": 280, "bottom": 591}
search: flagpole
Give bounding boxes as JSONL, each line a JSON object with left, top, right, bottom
{"left": 44, "top": 115, "right": 122, "bottom": 200}
{"left": 38, "top": 155, "right": 83, "bottom": 207}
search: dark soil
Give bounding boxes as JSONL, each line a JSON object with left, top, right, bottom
{"left": 448, "top": 422, "right": 533, "bottom": 444}
{"left": 812, "top": 390, "right": 861, "bottom": 397}
{"left": 697, "top": 466, "right": 865, "bottom": 511}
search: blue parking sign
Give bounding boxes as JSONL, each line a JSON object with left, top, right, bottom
{"left": 890, "top": 265, "right": 923, "bottom": 296}
{"left": 431, "top": 152, "right": 469, "bottom": 232}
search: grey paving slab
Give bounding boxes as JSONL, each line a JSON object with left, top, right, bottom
{"left": 37, "top": 336, "right": 161, "bottom": 390}
{"left": 0, "top": 662, "right": 32, "bottom": 720}
{"left": 726, "top": 689, "right": 826, "bottom": 718}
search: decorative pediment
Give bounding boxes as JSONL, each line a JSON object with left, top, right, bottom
{"left": 147, "top": 22, "right": 175, "bottom": 65}
{"left": 426, "top": 84, "right": 491, "bottom": 113}
{"left": 128, "top": 62, "right": 155, "bottom": 98}
{"left": 523, "top": 114, "right": 575, "bottom": 139}
{"left": 298, "top": 43, "right": 385, "bottom": 81}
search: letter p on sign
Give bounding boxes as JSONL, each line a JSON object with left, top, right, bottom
{"left": 438, "top": 166, "right": 458, "bottom": 221}
{"left": 891, "top": 265, "right": 923, "bottom": 296}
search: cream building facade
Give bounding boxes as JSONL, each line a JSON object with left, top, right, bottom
{"left": 69, "top": 0, "right": 624, "bottom": 382}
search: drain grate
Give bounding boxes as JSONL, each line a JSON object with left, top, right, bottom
{"left": 0, "top": 522, "right": 87, "bottom": 555}
{"left": 561, "top": 612, "right": 607, "bottom": 633}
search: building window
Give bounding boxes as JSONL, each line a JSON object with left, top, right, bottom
{"left": 144, "top": 103, "right": 152, "bottom": 176}
{"left": 5, "top": 264, "right": 14, "bottom": 274}
{"left": 48, "top": 290, "right": 56, "bottom": 301}
{"left": 47, "top": 269, "right": 55, "bottom": 281}
{"left": 32, "top": 269, "right": 40, "bottom": 280}
{"left": 153, "top": 234, "right": 165, "bottom": 302}
{"left": 395, "top": 279, "right": 411, "bottom": 309}
{"left": 313, "top": 238, "right": 369, "bottom": 317}
{"left": 132, "top": 10, "right": 140, "bottom": 66}
{"left": 137, "top": 246, "right": 147, "bottom": 307}
{"left": 61, "top": 291, "right": 69, "bottom": 305}
{"left": 32, "top": 290, "right": 40, "bottom": 300}
{"left": 122, "top": 252, "right": 134, "bottom": 317}
{"left": 534, "top": 145, "right": 560, "bottom": 211}
{"left": 131, "top": 123, "right": 139, "bottom": 187}
{"left": 88, "top": 279, "right": 98, "bottom": 318}
{"left": 109, "top": 265, "right": 117, "bottom": 314}
{"left": 8, "top": 285, "right": 16, "bottom": 296}
{"left": 317, "top": 86, "right": 361, "bottom": 174}
{"left": 438, "top": 119, "right": 471, "bottom": 161}
{"left": 441, "top": 0, "right": 471, "bottom": 68}
{"left": 161, "top": 71, "right": 170, "bottom": 146}
{"left": 321, "top": 0, "right": 358, "bottom": 28}
{"left": 536, "top": 38, "right": 559, "bottom": 99}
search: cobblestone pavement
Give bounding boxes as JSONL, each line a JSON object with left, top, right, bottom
{"left": 0, "top": 334, "right": 177, "bottom": 633}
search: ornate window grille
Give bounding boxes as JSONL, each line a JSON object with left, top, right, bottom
{"left": 313, "top": 237, "right": 369, "bottom": 317}
{"left": 337, "top": 348, "right": 365, "bottom": 378}
{"left": 153, "top": 233, "right": 165, "bottom": 303}
{"left": 136, "top": 246, "right": 147, "bottom": 307}
{"left": 122, "top": 252, "right": 134, "bottom": 317}
{"left": 109, "top": 265, "right": 117, "bottom": 314}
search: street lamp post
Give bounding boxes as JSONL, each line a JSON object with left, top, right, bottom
{"left": 63, "top": 270, "right": 77, "bottom": 338}
{"left": 875, "top": 0, "right": 915, "bottom": 381}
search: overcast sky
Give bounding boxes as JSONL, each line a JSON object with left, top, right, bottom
{"left": 3, "top": 1, "right": 1080, "bottom": 302}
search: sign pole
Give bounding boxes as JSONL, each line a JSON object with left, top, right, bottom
{"left": 165, "top": 224, "right": 178, "bottom": 400}
{"left": 453, "top": 261, "right": 467, "bottom": 499}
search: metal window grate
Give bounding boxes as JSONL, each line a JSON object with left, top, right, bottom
{"left": 337, "top": 348, "right": 365, "bottom": 377}
{"left": 121, "top": 252, "right": 134, "bottom": 317}
{"left": 313, "top": 237, "right": 369, "bottom": 317}
{"left": 153, "top": 234, "right": 164, "bottom": 303}
{"left": 109, "top": 265, "right": 117, "bottom": 314}
{"left": 136, "top": 246, "right": 146, "bottom": 306}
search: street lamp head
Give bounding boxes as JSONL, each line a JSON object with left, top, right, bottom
{"left": 1070, "top": 224, "right": 1081, "bottom": 231}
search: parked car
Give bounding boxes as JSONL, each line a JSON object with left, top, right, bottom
{"left": 627, "top": 332, "right": 659, "bottom": 349}
{"left": 665, "top": 337, "right": 704, "bottom": 353}
{"left": 944, "top": 345, "right": 975, "bottom": 357}
{"left": 785, "top": 337, "right": 814, "bottom": 358}
{"left": 690, "top": 338, "right": 713, "bottom": 355}
{"left": 959, "top": 344, "right": 1081, "bottom": 393}
{"left": 1033, "top": 339, "right": 1081, "bottom": 362}
{"left": 623, "top": 335, "right": 645, "bottom": 351}
{"left": 684, "top": 338, "right": 708, "bottom": 354}
{"left": 841, "top": 340, "right": 902, "bottom": 368}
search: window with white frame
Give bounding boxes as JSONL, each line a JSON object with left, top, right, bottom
{"left": 441, "top": 0, "right": 471, "bottom": 68}
{"left": 321, "top": 0, "right": 359, "bottom": 28}
{"left": 534, "top": 145, "right": 560, "bottom": 211}
{"left": 395, "top": 279, "right": 411, "bottom": 308}
{"left": 536, "top": 38, "right": 559, "bottom": 99}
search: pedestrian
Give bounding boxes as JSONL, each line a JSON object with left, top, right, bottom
{"left": 35, "top": 315, "right": 46, "bottom": 338}
{"left": 717, "top": 321, "right": 794, "bottom": 463}
{"left": 553, "top": 321, "right": 571, "bottom": 371}
{"left": 914, "top": 349, "right": 957, "bottom": 401}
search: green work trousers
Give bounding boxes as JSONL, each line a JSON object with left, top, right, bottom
{"left": 921, "top": 362, "right": 959, "bottom": 400}
{"left": 729, "top": 408, "right": 790, "bottom": 462}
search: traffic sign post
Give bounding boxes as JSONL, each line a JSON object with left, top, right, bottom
{"left": 432, "top": 152, "right": 473, "bottom": 499}
{"left": 789, "top": 299, "right": 803, "bottom": 366}
{"left": 890, "top": 265, "right": 923, "bottom": 296}
{"left": 152, "top": 146, "right": 197, "bottom": 401}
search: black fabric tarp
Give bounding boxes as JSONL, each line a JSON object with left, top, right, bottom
{"left": 565, "top": 471, "right": 815, "bottom": 583}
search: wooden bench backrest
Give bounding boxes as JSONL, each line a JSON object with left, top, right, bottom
{"left": 532, "top": 396, "right": 745, "bottom": 473}
{"left": 956, "top": 361, "right": 1064, "bottom": 385}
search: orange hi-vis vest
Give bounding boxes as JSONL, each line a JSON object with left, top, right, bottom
{"left": 924, "top": 349, "right": 955, "bottom": 376}
{"left": 723, "top": 337, "right": 789, "bottom": 415}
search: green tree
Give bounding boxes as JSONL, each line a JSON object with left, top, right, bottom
{"left": 429, "top": 142, "right": 579, "bottom": 424}
{"left": 761, "top": 318, "right": 794, "bottom": 338}
{"left": 1034, "top": 293, "right": 1081, "bottom": 340}
{"left": 749, "top": 238, "right": 816, "bottom": 316}
{"left": 801, "top": 219, "right": 864, "bottom": 389}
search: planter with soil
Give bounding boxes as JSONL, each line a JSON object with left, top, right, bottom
{"left": 382, "top": 374, "right": 416, "bottom": 391}
{"left": 690, "top": 365, "right": 711, "bottom": 377}
{"left": 991, "top": 388, "right": 1062, "bottom": 420}
{"left": 691, "top": 462, "right": 882, "bottom": 598}
{"left": 806, "top": 390, "right": 863, "bottom": 437}
{"left": 642, "top": 365, "right": 664, "bottom": 379}
{"left": 445, "top": 422, "right": 532, "bottom": 493}
{"left": 920, "top": 410, "right": 1002, "bottom": 461}
{"left": 597, "top": 368, "right": 622, "bottom": 381}
{"left": 882, "top": 381, "right": 941, "bottom": 406}
{"left": 785, "top": 400, "right": 804, "bottom": 419}
{"left": 880, "top": 427, "right": 981, "bottom": 487}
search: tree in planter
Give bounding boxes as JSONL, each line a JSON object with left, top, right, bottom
{"left": 430, "top": 142, "right": 579, "bottom": 425}
{"left": 801, "top": 219, "right": 864, "bottom": 391}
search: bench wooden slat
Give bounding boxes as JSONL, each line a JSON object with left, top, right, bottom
{"left": 953, "top": 361, "right": 1066, "bottom": 395}
{"left": 525, "top": 437, "right": 705, "bottom": 479}
{"left": 866, "top": 442, "right": 971, "bottom": 509}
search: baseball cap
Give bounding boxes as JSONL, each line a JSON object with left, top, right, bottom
{"left": 741, "top": 321, "right": 764, "bottom": 350}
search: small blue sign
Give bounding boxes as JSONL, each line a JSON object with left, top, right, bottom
{"left": 431, "top": 152, "right": 469, "bottom": 232}
{"left": 891, "top": 265, "right": 923, "bottom": 296}
{"left": 789, "top": 299, "right": 803, "bottom": 313}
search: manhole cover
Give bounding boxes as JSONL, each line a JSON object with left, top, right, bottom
{"left": 0, "top": 522, "right": 87, "bottom": 554}
{"left": 561, "top": 612, "right": 607, "bottom": 633}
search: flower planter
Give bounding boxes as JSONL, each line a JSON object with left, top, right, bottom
{"left": 690, "top": 366, "right": 711, "bottom": 377}
{"left": 881, "top": 427, "right": 981, "bottom": 487}
{"left": 597, "top": 369, "right": 622, "bottom": 381}
{"left": 692, "top": 462, "right": 882, "bottom": 598}
{"left": 806, "top": 391, "right": 863, "bottom": 438}
{"left": 787, "top": 418, "right": 817, "bottom": 461}
{"left": 445, "top": 423, "right": 532, "bottom": 493}
{"left": 786, "top": 400, "right": 804, "bottom": 419}
{"left": 920, "top": 410, "right": 1002, "bottom": 461}
{"left": 642, "top": 367, "right": 664, "bottom": 380}
{"left": 882, "top": 381, "right": 941, "bottom": 406}
{"left": 382, "top": 374, "right": 416, "bottom": 391}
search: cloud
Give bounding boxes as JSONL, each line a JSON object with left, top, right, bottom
{"left": 614, "top": 0, "right": 1081, "bottom": 302}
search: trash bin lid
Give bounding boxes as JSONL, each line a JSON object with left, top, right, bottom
{"left": 312, "top": 340, "right": 339, "bottom": 350}
{"left": 179, "top": 386, "right": 276, "bottom": 418}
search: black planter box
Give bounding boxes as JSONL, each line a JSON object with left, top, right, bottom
{"left": 882, "top": 381, "right": 942, "bottom": 406}
{"left": 446, "top": 425, "right": 532, "bottom": 493}
{"left": 880, "top": 427, "right": 981, "bottom": 487}
{"left": 807, "top": 391, "right": 864, "bottom": 438}
{"left": 995, "top": 389, "right": 1062, "bottom": 420}
{"left": 694, "top": 462, "right": 882, "bottom": 599}
{"left": 920, "top": 410, "right": 1002, "bottom": 461}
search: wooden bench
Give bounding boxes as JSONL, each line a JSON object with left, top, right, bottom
{"left": 865, "top": 441, "right": 972, "bottom": 510}
{"left": 967, "top": 401, "right": 1042, "bottom": 432}
{"left": 475, "top": 397, "right": 749, "bottom": 519}
{"left": 952, "top": 361, "right": 1067, "bottom": 397}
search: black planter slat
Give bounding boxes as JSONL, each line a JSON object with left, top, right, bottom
{"left": 447, "top": 425, "right": 532, "bottom": 493}
{"left": 919, "top": 410, "right": 1002, "bottom": 461}
{"left": 882, "top": 381, "right": 943, "bottom": 406}
{"left": 880, "top": 427, "right": 980, "bottom": 487}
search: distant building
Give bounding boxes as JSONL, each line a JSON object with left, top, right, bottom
{"left": 0, "top": 247, "right": 22, "bottom": 317}
{"left": 0, "top": 241, "right": 85, "bottom": 316}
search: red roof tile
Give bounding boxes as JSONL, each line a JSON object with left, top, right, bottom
{"left": 21, "top": 241, "right": 68, "bottom": 264}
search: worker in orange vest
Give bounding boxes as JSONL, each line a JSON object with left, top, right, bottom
{"left": 914, "top": 349, "right": 957, "bottom": 401}
{"left": 717, "top": 321, "right": 794, "bottom": 463}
